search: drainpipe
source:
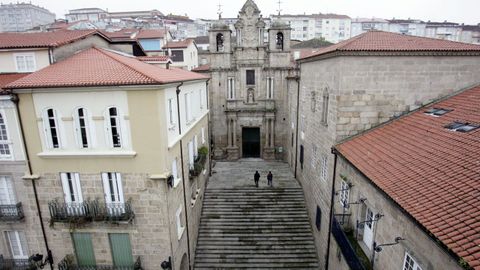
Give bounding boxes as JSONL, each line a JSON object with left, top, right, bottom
{"left": 176, "top": 82, "right": 192, "bottom": 270}
{"left": 205, "top": 79, "right": 212, "bottom": 177}
{"left": 293, "top": 76, "right": 300, "bottom": 178}
{"left": 10, "top": 93, "right": 53, "bottom": 270}
{"left": 325, "top": 148, "right": 339, "bottom": 270}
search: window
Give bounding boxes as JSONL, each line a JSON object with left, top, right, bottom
{"left": 0, "top": 176, "right": 16, "bottom": 208}
{"left": 107, "top": 107, "right": 122, "bottom": 148}
{"left": 276, "top": 32, "right": 284, "bottom": 50}
{"left": 201, "top": 127, "right": 205, "bottom": 144}
{"left": 227, "top": 77, "right": 235, "bottom": 99}
{"left": 60, "top": 173, "right": 83, "bottom": 209}
{"left": 14, "top": 53, "right": 35, "bottom": 72}
{"left": 170, "top": 50, "right": 184, "bottom": 62}
{"left": 425, "top": 107, "right": 451, "bottom": 116}
{"left": 339, "top": 180, "right": 350, "bottom": 208}
{"left": 194, "top": 135, "right": 198, "bottom": 158}
{"left": 321, "top": 155, "right": 328, "bottom": 181}
{"left": 216, "top": 33, "right": 224, "bottom": 52}
{"left": 171, "top": 158, "right": 181, "bottom": 187}
{"left": 0, "top": 113, "right": 11, "bottom": 158}
{"left": 199, "top": 89, "right": 204, "bottom": 110}
{"left": 44, "top": 108, "right": 60, "bottom": 149}
{"left": 299, "top": 145, "right": 304, "bottom": 169}
{"left": 6, "top": 231, "right": 28, "bottom": 259}
{"left": 246, "top": 70, "right": 255, "bottom": 85}
{"left": 109, "top": 233, "right": 134, "bottom": 267}
{"left": 72, "top": 233, "right": 96, "bottom": 266}
{"left": 185, "top": 93, "right": 193, "bottom": 123}
{"left": 321, "top": 90, "right": 329, "bottom": 125}
{"left": 311, "top": 91, "right": 316, "bottom": 112}
{"left": 315, "top": 206, "right": 321, "bottom": 231}
{"left": 188, "top": 140, "right": 194, "bottom": 169}
{"left": 403, "top": 253, "right": 423, "bottom": 270}
{"left": 267, "top": 77, "right": 274, "bottom": 99}
{"left": 168, "top": 98, "right": 176, "bottom": 127}
{"left": 74, "top": 108, "right": 90, "bottom": 148}
{"left": 101, "top": 172, "right": 125, "bottom": 215}
{"left": 445, "top": 121, "right": 479, "bottom": 132}
{"left": 176, "top": 206, "right": 185, "bottom": 239}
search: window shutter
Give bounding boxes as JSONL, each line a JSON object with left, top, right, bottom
{"left": 72, "top": 233, "right": 96, "bottom": 266}
{"left": 74, "top": 173, "right": 83, "bottom": 203}
{"left": 60, "top": 173, "right": 72, "bottom": 204}
{"left": 109, "top": 234, "right": 134, "bottom": 267}
{"left": 101, "top": 173, "right": 112, "bottom": 204}
{"left": 172, "top": 159, "right": 178, "bottom": 179}
{"left": 115, "top": 173, "right": 125, "bottom": 204}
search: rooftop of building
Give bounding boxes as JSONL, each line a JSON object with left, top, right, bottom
{"left": 163, "top": 39, "right": 194, "bottom": 49}
{"left": 299, "top": 30, "right": 480, "bottom": 61}
{"left": 335, "top": 85, "right": 480, "bottom": 270}
{"left": 136, "top": 29, "right": 167, "bottom": 39}
{"left": 271, "top": 13, "right": 350, "bottom": 19}
{"left": 0, "top": 30, "right": 108, "bottom": 49}
{"left": 0, "top": 73, "right": 30, "bottom": 91}
{"left": 136, "top": 55, "right": 171, "bottom": 62}
{"left": 5, "top": 47, "right": 208, "bottom": 90}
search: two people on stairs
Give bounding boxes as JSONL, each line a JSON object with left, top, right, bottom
{"left": 254, "top": 171, "right": 273, "bottom": 187}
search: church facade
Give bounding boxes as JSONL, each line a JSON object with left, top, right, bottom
{"left": 198, "top": 0, "right": 297, "bottom": 160}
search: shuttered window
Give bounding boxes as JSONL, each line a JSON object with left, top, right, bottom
{"left": 6, "top": 231, "right": 28, "bottom": 259}
{"left": 0, "top": 175, "right": 16, "bottom": 205}
{"left": 72, "top": 233, "right": 96, "bottom": 266}
{"left": 109, "top": 233, "right": 134, "bottom": 267}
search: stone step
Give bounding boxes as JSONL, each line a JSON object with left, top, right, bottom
{"left": 195, "top": 253, "right": 317, "bottom": 260}
{"left": 195, "top": 249, "right": 316, "bottom": 254}
{"left": 196, "top": 240, "right": 315, "bottom": 246}
{"left": 194, "top": 257, "right": 318, "bottom": 264}
{"left": 198, "top": 228, "right": 312, "bottom": 234}
{"left": 202, "top": 213, "right": 308, "bottom": 218}
{"left": 194, "top": 262, "right": 319, "bottom": 269}
{"left": 198, "top": 232, "right": 313, "bottom": 237}
{"left": 201, "top": 209, "right": 308, "bottom": 214}
{"left": 195, "top": 244, "right": 316, "bottom": 251}
{"left": 199, "top": 223, "right": 310, "bottom": 229}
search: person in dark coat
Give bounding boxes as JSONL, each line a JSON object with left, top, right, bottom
{"left": 254, "top": 171, "right": 260, "bottom": 187}
{"left": 267, "top": 171, "right": 273, "bottom": 187}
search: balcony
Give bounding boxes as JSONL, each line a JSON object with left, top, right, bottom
{"left": 225, "top": 99, "right": 275, "bottom": 112}
{"left": 49, "top": 199, "right": 134, "bottom": 224}
{"left": 0, "top": 203, "right": 24, "bottom": 221}
{"left": 58, "top": 255, "right": 143, "bottom": 270}
{"left": 0, "top": 256, "right": 30, "bottom": 270}
{"left": 332, "top": 216, "right": 371, "bottom": 270}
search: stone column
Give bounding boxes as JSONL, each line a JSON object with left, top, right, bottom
{"left": 265, "top": 119, "right": 269, "bottom": 147}
{"left": 270, "top": 119, "right": 274, "bottom": 147}
{"left": 232, "top": 119, "right": 237, "bottom": 147}
{"left": 227, "top": 119, "right": 232, "bottom": 147}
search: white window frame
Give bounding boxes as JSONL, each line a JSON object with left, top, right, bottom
{"left": 6, "top": 231, "right": 28, "bottom": 259}
{"left": 339, "top": 180, "right": 350, "bottom": 208}
{"left": 13, "top": 53, "right": 36, "bottom": 72}
{"left": 321, "top": 155, "right": 328, "bottom": 181}
{"left": 403, "top": 252, "right": 423, "bottom": 270}
{"left": 199, "top": 89, "right": 204, "bottom": 110}
{"left": 176, "top": 206, "right": 185, "bottom": 240}
{"left": 43, "top": 108, "right": 61, "bottom": 149}
{"left": 60, "top": 172, "right": 83, "bottom": 204}
{"left": 0, "top": 175, "right": 16, "bottom": 205}
{"left": 267, "top": 77, "right": 274, "bottom": 99}
{"left": 101, "top": 172, "right": 125, "bottom": 215}
{"left": 171, "top": 158, "right": 181, "bottom": 188}
{"left": 184, "top": 93, "right": 191, "bottom": 124}
{"left": 188, "top": 140, "right": 194, "bottom": 169}
{"left": 194, "top": 135, "right": 198, "bottom": 158}
{"left": 168, "top": 98, "right": 176, "bottom": 129}
{"left": 74, "top": 107, "right": 91, "bottom": 149}
{"left": 201, "top": 127, "right": 205, "bottom": 144}
{"left": 105, "top": 107, "right": 122, "bottom": 148}
{"left": 0, "top": 111, "right": 12, "bottom": 159}
{"left": 227, "top": 77, "right": 235, "bottom": 100}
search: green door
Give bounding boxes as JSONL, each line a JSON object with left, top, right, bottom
{"left": 109, "top": 233, "right": 134, "bottom": 267}
{"left": 71, "top": 233, "right": 96, "bottom": 266}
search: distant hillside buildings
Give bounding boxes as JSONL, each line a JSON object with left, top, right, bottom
{"left": 0, "top": 2, "right": 55, "bottom": 32}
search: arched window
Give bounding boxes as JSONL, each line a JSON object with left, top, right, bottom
{"left": 216, "top": 33, "right": 224, "bottom": 52}
{"left": 276, "top": 32, "right": 284, "bottom": 50}
{"left": 321, "top": 89, "right": 329, "bottom": 125}
{"left": 107, "top": 107, "right": 122, "bottom": 148}
{"left": 74, "top": 108, "right": 90, "bottom": 148}
{"left": 0, "top": 113, "right": 11, "bottom": 157}
{"left": 44, "top": 108, "right": 60, "bottom": 149}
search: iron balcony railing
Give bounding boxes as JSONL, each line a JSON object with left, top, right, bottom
{"left": 0, "top": 257, "right": 30, "bottom": 270}
{"left": 58, "top": 256, "right": 143, "bottom": 270}
{"left": 332, "top": 216, "right": 367, "bottom": 270}
{"left": 0, "top": 202, "right": 24, "bottom": 221}
{"left": 49, "top": 199, "right": 134, "bottom": 223}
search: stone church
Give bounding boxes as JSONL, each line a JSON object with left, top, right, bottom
{"left": 197, "top": 0, "right": 296, "bottom": 160}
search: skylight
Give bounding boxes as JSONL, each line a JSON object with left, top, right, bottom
{"left": 425, "top": 107, "right": 452, "bottom": 116}
{"left": 444, "top": 121, "right": 479, "bottom": 132}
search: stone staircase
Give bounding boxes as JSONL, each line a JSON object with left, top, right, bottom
{"left": 194, "top": 160, "right": 319, "bottom": 269}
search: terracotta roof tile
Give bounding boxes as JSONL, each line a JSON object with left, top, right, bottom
{"left": 136, "top": 29, "right": 167, "bottom": 39}
{"left": 136, "top": 56, "right": 171, "bottom": 62}
{"left": 0, "top": 73, "right": 30, "bottom": 91}
{"left": 163, "top": 39, "right": 194, "bottom": 49}
{"left": 5, "top": 48, "right": 208, "bottom": 89}
{"left": 300, "top": 30, "right": 480, "bottom": 60}
{"left": 335, "top": 85, "right": 480, "bottom": 269}
{"left": 0, "top": 30, "right": 104, "bottom": 49}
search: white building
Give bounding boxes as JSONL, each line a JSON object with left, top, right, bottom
{"left": 164, "top": 39, "right": 199, "bottom": 70}
{"left": 65, "top": 8, "right": 108, "bottom": 23}
{"left": 351, "top": 17, "right": 389, "bottom": 37}
{"left": 0, "top": 3, "right": 55, "bottom": 32}
{"left": 387, "top": 19, "right": 426, "bottom": 37}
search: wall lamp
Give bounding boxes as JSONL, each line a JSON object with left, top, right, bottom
{"left": 161, "top": 256, "right": 172, "bottom": 269}
{"left": 30, "top": 251, "right": 53, "bottom": 269}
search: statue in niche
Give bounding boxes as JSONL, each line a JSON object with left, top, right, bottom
{"left": 247, "top": 88, "right": 255, "bottom": 103}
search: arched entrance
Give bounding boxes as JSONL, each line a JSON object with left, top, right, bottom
{"left": 179, "top": 254, "right": 188, "bottom": 270}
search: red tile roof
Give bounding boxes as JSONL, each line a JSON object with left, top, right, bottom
{"left": 0, "top": 73, "right": 30, "bottom": 91}
{"left": 163, "top": 39, "right": 194, "bottom": 49}
{"left": 0, "top": 30, "right": 107, "bottom": 49}
{"left": 137, "top": 56, "right": 171, "bottom": 62}
{"left": 335, "top": 85, "right": 480, "bottom": 269}
{"left": 5, "top": 48, "right": 208, "bottom": 89}
{"left": 100, "top": 29, "right": 139, "bottom": 41}
{"left": 299, "top": 30, "right": 480, "bottom": 60}
{"left": 136, "top": 29, "right": 167, "bottom": 39}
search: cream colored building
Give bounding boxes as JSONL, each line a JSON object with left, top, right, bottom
{"left": 6, "top": 47, "right": 210, "bottom": 270}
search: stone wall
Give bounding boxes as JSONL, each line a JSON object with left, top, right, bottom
{"left": 293, "top": 54, "right": 480, "bottom": 266}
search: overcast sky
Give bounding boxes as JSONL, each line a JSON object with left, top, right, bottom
{"left": 14, "top": 0, "right": 480, "bottom": 24}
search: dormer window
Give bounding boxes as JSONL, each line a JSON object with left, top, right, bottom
{"left": 425, "top": 107, "right": 452, "bottom": 117}
{"left": 276, "top": 32, "right": 284, "bottom": 50}
{"left": 445, "top": 121, "right": 479, "bottom": 132}
{"left": 216, "top": 33, "right": 224, "bottom": 52}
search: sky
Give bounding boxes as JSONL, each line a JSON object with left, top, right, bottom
{"left": 9, "top": 0, "right": 480, "bottom": 25}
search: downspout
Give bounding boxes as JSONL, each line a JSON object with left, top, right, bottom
{"left": 10, "top": 93, "right": 53, "bottom": 270}
{"left": 48, "top": 47, "right": 54, "bottom": 65}
{"left": 325, "top": 148, "right": 339, "bottom": 270}
{"left": 205, "top": 79, "right": 212, "bottom": 177}
{"left": 294, "top": 76, "right": 300, "bottom": 178}
{"left": 176, "top": 82, "right": 192, "bottom": 270}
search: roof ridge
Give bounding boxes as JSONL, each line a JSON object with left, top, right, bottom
{"left": 372, "top": 30, "right": 480, "bottom": 46}
{"left": 93, "top": 47, "right": 157, "bottom": 83}
{"left": 335, "top": 31, "right": 370, "bottom": 50}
